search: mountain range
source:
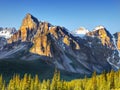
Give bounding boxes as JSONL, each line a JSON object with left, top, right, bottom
{"left": 0, "top": 13, "right": 120, "bottom": 77}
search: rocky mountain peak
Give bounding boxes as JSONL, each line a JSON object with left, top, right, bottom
{"left": 26, "top": 13, "right": 32, "bottom": 18}
{"left": 86, "top": 26, "right": 113, "bottom": 47}
{"left": 20, "top": 13, "right": 39, "bottom": 30}
{"left": 20, "top": 13, "right": 39, "bottom": 29}
{"left": 20, "top": 13, "right": 39, "bottom": 41}
{"left": 7, "top": 13, "right": 39, "bottom": 42}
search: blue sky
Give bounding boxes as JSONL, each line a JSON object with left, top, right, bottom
{"left": 0, "top": 0, "right": 120, "bottom": 34}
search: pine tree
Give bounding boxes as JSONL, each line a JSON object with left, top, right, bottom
{"left": 110, "top": 70, "right": 115, "bottom": 89}
{"left": 0, "top": 75, "right": 4, "bottom": 90}
{"left": 91, "top": 71, "right": 97, "bottom": 90}
{"left": 0, "top": 69, "right": 120, "bottom": 90}
{"left": 50, "top": 69, "right": 61, "bottom": 90}
{"left": 34, "top": 74, "right": 40, "bottom": 90}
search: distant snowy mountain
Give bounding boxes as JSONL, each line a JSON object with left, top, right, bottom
{"left": 0, "top": 27, "right": 17, "bottom": 39}
{"left": 72, "top": 27, "right": 89, "bottom": 37}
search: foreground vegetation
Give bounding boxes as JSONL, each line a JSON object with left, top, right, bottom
{"left": 0, "top": 70, "right": 120, "bottom": 90}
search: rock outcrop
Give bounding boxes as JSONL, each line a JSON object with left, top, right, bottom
{"left": 87, "top": 26, "right": 113, "bottom": 47}
{"left": 7, "top": 13, "right": 39, "bottom": 43}
{"left": 114, "top": 32, "right": 120, "bottom": 50}
{"left": 30, "top": 22, "right": 52, "bottom": 57}
{"left": 20, "top": 13, "right": 39, "bottom": 41}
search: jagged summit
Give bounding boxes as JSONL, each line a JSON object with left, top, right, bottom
{"left": 25, "top": 13, "right": 38, "bottom": 21}
{"left": 26, "top": 13, "right": 32, "bottom": 17}
{"left": 19, "top": 13, "right": 39, "bottom": 41}
{"left": 86, "top": 25, "right": 113, "bottom": 47}
{"left": 20, "top": 13, "right": 39, "bottom": 30}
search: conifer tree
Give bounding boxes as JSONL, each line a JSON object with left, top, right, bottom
{"left": 91, "top": 71, "right": 97, "bottom": 90}
{"left": 110, "top": 70, "right": 115, "bottom": 89}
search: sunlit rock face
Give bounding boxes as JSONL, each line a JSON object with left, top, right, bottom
{"left": 114, "top": 32, "right": 120, "bottom": 50}
{"left": 7, "top": 31, "right": 21, "bottom": 43}
{"left": 30, "top": 22, "right": 52, "bottom": 57}
{"left": 87, "top": 26, "right": 113, "bottom": 47}
{"left": 20, "top": 13, "right": 39, "bottom": 41}
{"left": 7, "top": 14, "right": 39, "bottom": 43}
{"left": 30, "top": 22, "right": 80, "bottom": 57}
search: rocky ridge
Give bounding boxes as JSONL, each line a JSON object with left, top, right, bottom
{"left": 0, "top": 13, "right": 120, "bottom": 75}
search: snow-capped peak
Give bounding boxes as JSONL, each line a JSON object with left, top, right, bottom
{"left": 0, "top": 28, "right": 17, "bottom": 39}
{"left": 94, "top": 26, "right": 105, "bottom": 31}
{"left": 72, "top": 27, "right": 89, "bottom": 37}
{"left": 76, "top": 27, "right": 89, "bottom": 34}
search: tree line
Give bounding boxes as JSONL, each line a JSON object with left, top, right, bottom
{"left": 0, "top": 70, "right": 120, "bottom": 90}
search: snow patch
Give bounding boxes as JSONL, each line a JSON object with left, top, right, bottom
{"left": 88, "top": 42, "right": 92, "bottom": 47}
{"left": 0, "top": 28, "right": 16, "bottom": 39}
{"left": 72, "top": 27, "right": 89, "bottom": 37}
{"left": 107, "top": 57, "right": 119, "bottom": 69}
{"left": 93, "top": 26, "right": 105, "bottom": 31}
{"left": 0, "top": 45, "right": 26, "bottom": 59}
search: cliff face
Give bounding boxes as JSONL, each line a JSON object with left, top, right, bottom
{"left": 87, "top": 27, "right": 113, "bottom": 47}
{"left": 114, "top": 32, "right": 120, "bottom": 50}
{"left": 8, "top": 13, "right": 39, "bottom": 43}
{"left": 30, "top": 23, "right": 80, "bottom": 57}
{"left": 20, "top": 13, "right": 39, "bottom": 41}
{"left": 7, "top": 31, "right": 21, "bottom": 43}
{"left": 49, "top": 26, "right": 80, "bottom": 50}
{"left": 30, "top": 22, "right": 52, "bottom": 57}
